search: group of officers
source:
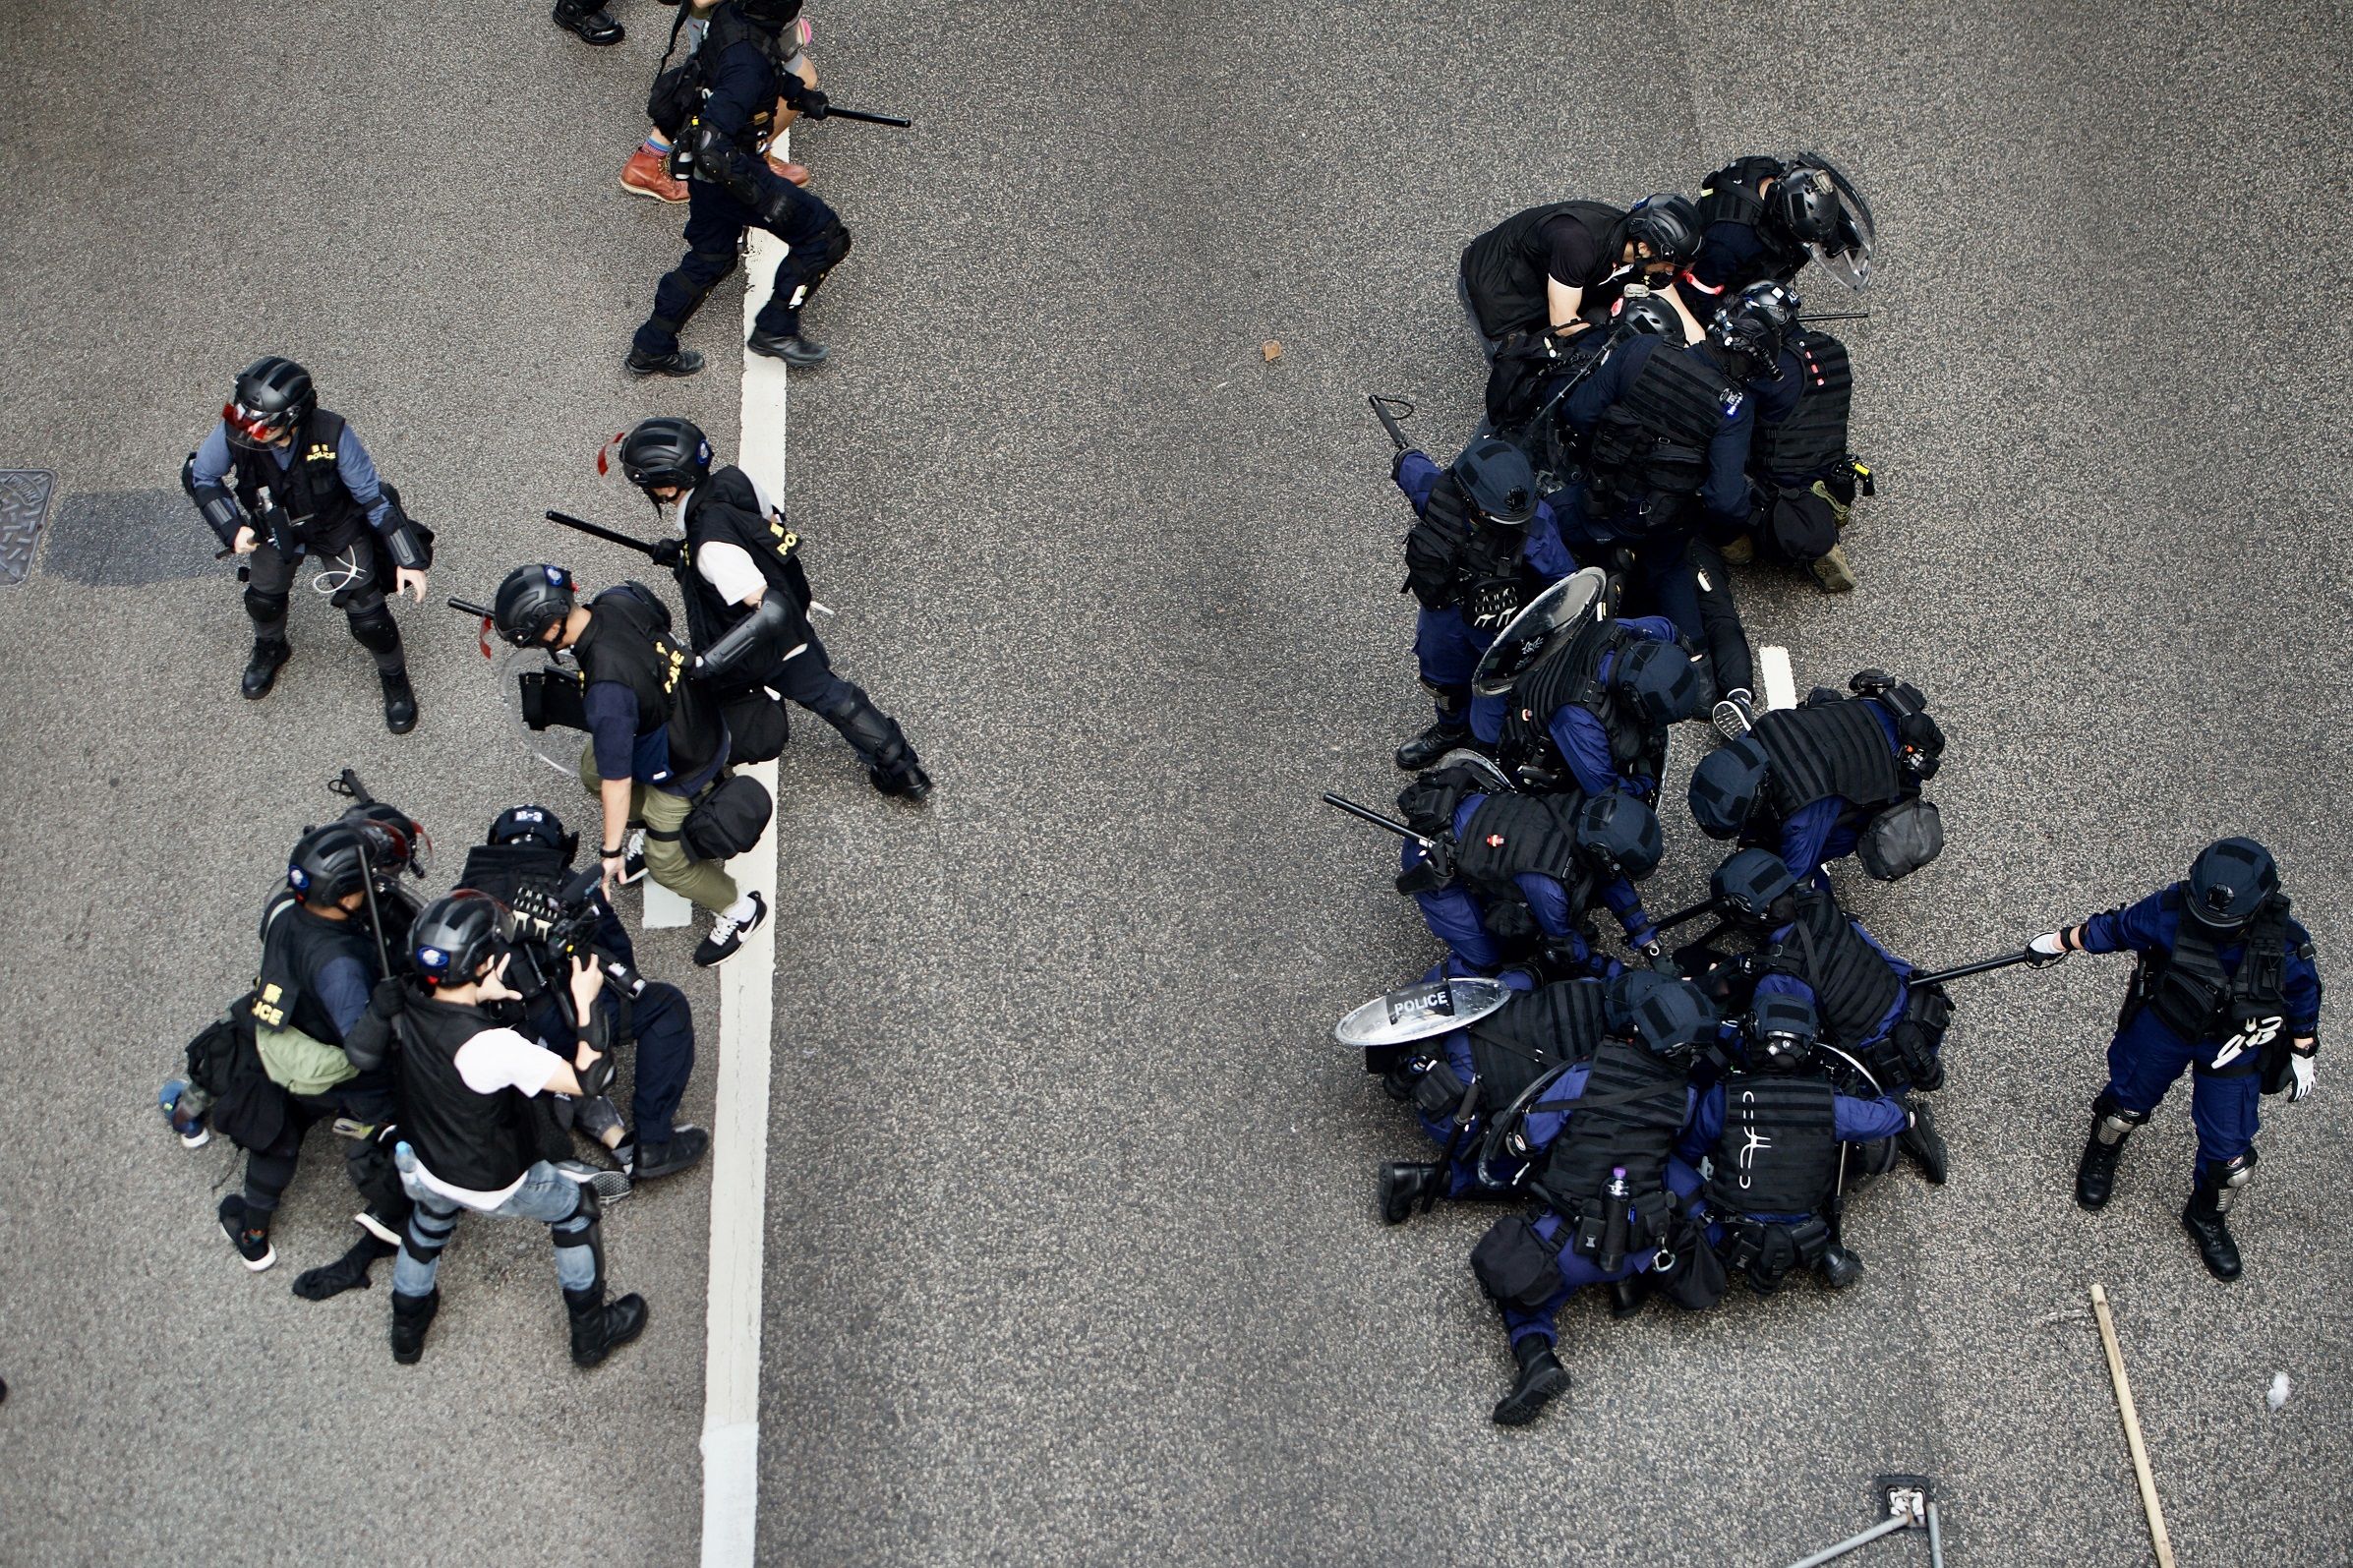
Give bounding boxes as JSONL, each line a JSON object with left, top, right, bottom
{"left": 1341, "top": 156, "right": 2326, "bottom": 1427}
{"left": 160, "top": 0, "right": 920, "bottom": 1366}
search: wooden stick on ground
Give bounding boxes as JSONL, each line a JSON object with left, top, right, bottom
{"left": 2090, "top": 1282, "right": 2178, "bottom": 1568}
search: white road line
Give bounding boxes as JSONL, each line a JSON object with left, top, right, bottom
{"left": 699, "top": 215, "right": 792, "bottom": 1565}
{"left": 1760, "top": 644, "right": 1796, "bottom": 714}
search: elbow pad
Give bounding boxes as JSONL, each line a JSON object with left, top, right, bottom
{"left": 182, "top": 452, "right": 250, "bottom": 549}
{"left": 694, "top": 589, "right": 794, "bottom": 682}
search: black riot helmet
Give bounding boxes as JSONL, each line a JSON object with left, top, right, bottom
{"left": 1449, "top": 437, "right": 1537, "bottom": 526}
{"left": 342, "top": 801, "right": 433, "bottom": 882}
{"left": 1575, "top": 791, "right": 1665, "bottom": 881}
{"left": 1712, "top": 847, "right": 1799, "bottom": 924}
{"left": 1746, "top": 992, "right": 1820, "bottom": 1070}
{"left": 734, "top": 0, "right": 803, "bottom": 32}
{"left": 2186, "top": 838, "right": 2279, "bottom": 929}
{"left": 225, "top": 356, "right": 316, "bottom": 447}
{"left": 1766, "top": 165, "right": 1845, "bottom": 247}
{"left": 1709, "top": 280, "right": 1802, "bottom": 378}
{"left": 1611, "top": 288, "right": 1685, "bottom": 343}
{"left": 492, "top": 564, "right": 578, "bottom": 647}
{"left": 618, "top": 417, "right": 713, "bottom": 495}
{"left": 1622, "top": 194, "right": 1702, "bottom": 266}
{"left": 1614, "top": 639, "right": 1703, "bottom": 726}
{"left": 1608, "top": 970, "right": 1718, "bottom": 1059}
{"left": 409, "top": 890, "right": 515, "bottom": 991}
{"left": 490, "top": 804, "right": 579, "bottom": 864}
{"left": 1688, "top": 736, "right": 1769, "bottom": 840}
{"left": 287, "top": 823, "right": 370, "bottom": 906}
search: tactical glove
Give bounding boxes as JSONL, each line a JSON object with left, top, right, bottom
{"left": 2289, "top": 1049, "right": 2318, "bottom": 1103}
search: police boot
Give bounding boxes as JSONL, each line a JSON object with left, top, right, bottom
{"left": 241, "top": 637, "right": 290, "bottom": 700}
{"left": 565, "top": 1284, "right": 650, "bottom": 1368}
{"left": 745, "top": 329, "right": 831, "bottom": 368}
{"left": 1897, "top": 1098, "right": 1948, "bottom": 1186}
{"left": 1377, "top": 1162, "right": 1441, "bottom": 1225}
{"left": 1492, "top": 1336, "right": 1570, "bottom": 1427}
{"left": 2182, "top": 1160, "right": 2251, "bottom": 1281}
{"left": 379, "top": 665, "right": 418, "bottom": 735}
{"left": 1816, "top": 1244, "right": 1864, "bottom": 1290}
{"left": 2075, "top": 1097, "right": 2144, "bottom": 1211}
{"left": 1394, "top": 720, "right": 1470, "bottom": 772}
{"left": 1608, "top": 1275, "right": 1649, "bottom": 1320}
{"left": 869, "top": 754, "right": 933, "bottom": 803}
{"left": 625, "top": 347, "right": 706, "bottom": 379}
{"left": 388, "top": 1288, "right": 439, "bottom": 1365}
{"left": 551, "top": 0, "right": 623, "bottom": 44}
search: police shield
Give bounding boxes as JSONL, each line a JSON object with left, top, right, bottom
{"left": 1334, "top": 976, "right": 1511, "bottom": 1048}
{"left": 493, "top": 644, "right": 589, "bottom": 779}
{"left": 1433, "top": 748, "right": 1515, "bottom": 794}
{"left": 1793, "top": 149, "right": 1875, "bottom": 290}
{"left": 1470, "top": 566, "right": 1607, "bottom": 696}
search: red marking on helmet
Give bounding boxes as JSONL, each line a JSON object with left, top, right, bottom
{"left": 478, "top": 617, "right": 494, "bottom": 659}
{"left": 1486, "top": 834, "right": 1505, "bottom": 847}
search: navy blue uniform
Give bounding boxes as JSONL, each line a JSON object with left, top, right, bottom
{"left": 1465, "top": 613, "right": 1680, "bottom": 800}
{"left": 1401, "top": 792, "right": 1655, "bottom": 979}
{"left": 1394, "top": 450, "right": 1575, "bottom": 726}
{"left": 1737, "top": 701, "right": 1904, "bottom": 885}
{"left": 2082, "top": 891, "right": 2323, "bottom": 1180}
{"left": 634, "top": 25, "right": 847, "bottom": 358}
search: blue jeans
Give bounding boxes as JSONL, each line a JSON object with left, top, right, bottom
{"left": 392, "top": 1160, "right": 598, "bottom": 1297}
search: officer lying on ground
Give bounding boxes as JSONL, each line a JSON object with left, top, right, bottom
{"left": 2029, "top": 837, "right": 2323, "bottom": 1280}
{"left": 617, "top": 417, "right": 931, "bottom": 799}
{"left": 183, "top": 356, "right": 433, "bottom": 731}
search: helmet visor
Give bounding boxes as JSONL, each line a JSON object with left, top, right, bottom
{"left": 223, "top": 400, "right": 293, "bottom": 448}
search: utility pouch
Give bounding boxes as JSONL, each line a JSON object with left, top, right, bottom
{"left": 1411, "top": 1061, "right": 1468, "bottom": 1119}
{"left": 1470, "top": 1214, "right": 1565, "bottom": 1310}
{"left": 1856, "top": 797, "right": 1943, "bottom": 881}
{"left": 679, "top": 773, "right": 774, "bottom": 862}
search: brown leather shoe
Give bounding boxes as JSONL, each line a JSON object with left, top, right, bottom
{"left": 766, "top": 154, "right": 811, "bottom": 187}
{"left": 620, "top": 147, "right": 687, "bottom": 203}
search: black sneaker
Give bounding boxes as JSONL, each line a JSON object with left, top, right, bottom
{"left": 1710, "top": 689, "right": 1755, "bottom": 742}
{"left": 745, "top": 329, "right": 830, "bottom": 368}
{"left": 618, "top": 827, "right": 648, "bottom": 886}
{"left": 217, "top": 1195, "right": 276, "bottom": 1272}
{"left": 557, "top": 1158, "right": 634, "bottom": 1205}
{"left": 628, "top": 1126, "right": 711, "bottom": 1182}
{"left": 353, "top": 1205, "right": 404, "bottom": 1247}
{"left": 693, "top": 892, "right": 768, "bottom": 968}
{"left": 626, "top": 347, "right": 705, "bottom": 379}
{"left": 552, "top": 0, "right": 623, "bottom": 43}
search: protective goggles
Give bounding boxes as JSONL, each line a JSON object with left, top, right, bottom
{"left": 223, "top": 400, "right": 293, "bottom": 444}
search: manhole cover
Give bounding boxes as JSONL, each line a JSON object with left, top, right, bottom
{"left": 0, "top": 471, "right": 55, "bottom": 585}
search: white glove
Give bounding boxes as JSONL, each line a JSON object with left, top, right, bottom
{"left": 2290, "top": 1052, "right": 2318, "bottom": 1102}
{"left": 2029, "top": 931, "right": 2070, "bottom": 958}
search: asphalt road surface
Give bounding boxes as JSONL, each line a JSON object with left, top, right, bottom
{"left": 2, "top": 2, "right": 2348, "bottom": 1565}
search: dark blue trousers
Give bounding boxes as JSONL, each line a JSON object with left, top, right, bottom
{"left": 2105, "top": 1009, "right": 2261, "bottom": 1181}
{"left": 633, "top": 174, "right": 844, "bottom": 357}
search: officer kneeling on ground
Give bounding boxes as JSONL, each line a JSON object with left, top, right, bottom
{"left": 618, "top": 417, "right": 931, "bottom": 798}
{"left": 491, "top": 564, "right": 771, "bottom": 968}
{"left": 457, "top": 805, "right": 710, "bottom": 1184}
{"left": 2029, "top": 838, "right": 2324, "bottom": 1280}
{"left": 355, "top": 893, "right": 650, "bottom": 1368}
{"left": 183, "top": 357, "right": 433, "bottom": 731}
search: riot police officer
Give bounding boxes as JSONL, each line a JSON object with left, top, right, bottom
{"left": 2029, "top": 839, "right": 2324, "bottom": 1279}
{"left": 212, "top": 818, "right": 426, "bottom": 1274}
{"left": 616, "top": 417, "right": 931, "bottom": 798}
{"left": 1392, "top": 436, "right": 1576, "bottom": 770}
{"left": 1680, "top": 993, "right": 1912, "bottom": 1293}
{"left": 356, "top": 894, "right": 649, "bottom": 1368}
{"left": 1468, "top": 973, "right": 1714, "bottom": 1426}
{"left": 1558, "top": 306, "right": 1759, "bottom": 722}
{"left": 1471, "top": 612, "right": 1700, "bottom": 801}
{"left": 1724, "top": 283, "right": 1869, "bottom": 593}
{"left": 1680, "top": 154, "right": 1872, "bottom": 306}
{"left": 1746, "top": 878, "right": 1953, "bottom": 1117}
{"left": 1687, "top": 670, "right": 1945, "bottom": 884}
{"left": 629, "top": 0, "right": 852, "bottom": 376}
{"left": 489, "top": 564, "right": 770, "bottom": 968}
{"left": 1394, "top": 770, "right": 1665, "bottom": 980}
{"left": 182, "top": 357, "right": 433, "bottom": 731}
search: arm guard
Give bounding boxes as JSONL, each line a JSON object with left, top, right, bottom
{"left": 374, "top": 485, "right": 433, "bottom": 571}
{"left": 693, "top": 588, "right": 796, "bottom": 682}
{"left": 182, "top": 452, "right": 250, "bottom": 550}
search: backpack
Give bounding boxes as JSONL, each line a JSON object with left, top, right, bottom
{"left": 646, "top": 9, "right": 705, "bottom": 138}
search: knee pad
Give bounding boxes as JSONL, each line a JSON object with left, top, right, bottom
{"left": 563, "top": 1182, "right": 603, "bottom": 1227}
{"left": 244, "top": 586, "right": 290, "bottom": 626}
{"left": 347, "top": 601, "right": 402, "bottom": 654}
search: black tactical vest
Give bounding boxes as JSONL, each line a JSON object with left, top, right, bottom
{"left": 1502, "top": 619, "right": 1649, "bottom": 775}
{"left": 1749, "top": 697, "right": 1903, "bottom": 818}
{"left": 1773, "top": 889, "right": 1906, "bottom": 1048}
{"left": 251, "top": 890, "right": 380, "bottom": 1045}
{"left": 230, "top": 409, "right": 364, "bottom": 550}
{"left": 1586, "top": 341, "right": 1740, "bottom": 508}
{"left": 678, "top": 465, "right": 813, "bottom": 654}
{"left": 700, "top": 6, "right": 784, "bottom": 152}
{"left": 1694, "top": 156, "right": 1810, "bottom": 278}
{"left": 1752, "top": 331, "right": 1853, "bottom": 483}
{"left": 1534, "top": 1038, "right": 1689, "bottom": 1209}
{"left": 1705, "top": 1072, "right": 1841, "bottom": 1218}
{"left": 1465, "top": 979, "right": 1611, "bottom": 1103}
{"left": 456, "top": 842, "right": 569, "bottom": 908}
{"left": 1453, "top": 791, "right": 1581, "bottom": 900}
{"left": 1459, "top": 200, "right": 1624, "bottom": 336}
{"left": 393, "top": 995, "right": 542, "bottom": 1194}
{"left": 1403, "top": 470, "right": 1525, "bottom": 612}
{"left": 574, "top": 584, "right": 725, "bottom": 784}
{"left": 2137, "top": 892, "right": 2293, "bottom": 1048}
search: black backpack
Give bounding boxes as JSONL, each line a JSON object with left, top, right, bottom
{"left": 646, "top": 8, "right": 706, "bottom": 137}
